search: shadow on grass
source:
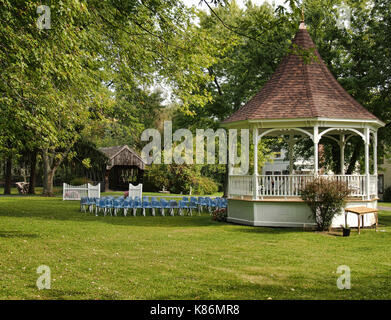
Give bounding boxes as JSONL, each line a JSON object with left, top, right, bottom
{"left": 379, "top": 213, "right": 391, "bottom": 227}
{"left": 0, "top": 231, "right": 39, "bottom": 238}
{"left": 42, "top": 289, "right": 118, "bottom": 300}
{"left": 25, "top": 285, "right": 118, "bottom": 300}
{"left": 227, "top": 225, "right": 304, "bottom": 235}
{"left": 151, "top": 269, "right": 391, "bottom": 300}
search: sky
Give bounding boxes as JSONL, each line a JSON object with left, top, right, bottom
{"left": 183, "top": 0, "right": 288, "bottom": 9}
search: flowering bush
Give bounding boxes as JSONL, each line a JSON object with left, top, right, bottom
{"left": 212, "top": 208, "right": 227, "bottom": 222}
{"left": 301, "top": 178, "right": 351, "bottom": 231}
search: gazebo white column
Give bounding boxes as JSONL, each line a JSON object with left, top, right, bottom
{"left": 373, "top": 131, "right": 378, "bottom": 175}
{"left": 313, "top": 125, "right": 319, "bottom": 176}
{"left": 364, "top": 127, "right": 371, "bottom": 200}
{"left": 253, "top": 128, "right": 259, "bottom": 200}
{"left": 373, "top": 130, "right": 378, "bottom": 196}
{"left": 340, "top": 134, "right": 345, "bottom": 174}
{"left": 288, "top": 134, "right": 294, "bottom": 174}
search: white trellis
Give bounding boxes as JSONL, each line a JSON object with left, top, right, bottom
{"left": 128, "top": 183, "right": 142, "bottom": 199}
{"left": 63, "top": 183, "right": 101, "bottom": 200}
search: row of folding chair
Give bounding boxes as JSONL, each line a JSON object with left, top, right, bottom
{"left": 80, "top": 196, "right": 227, "bottom": 217}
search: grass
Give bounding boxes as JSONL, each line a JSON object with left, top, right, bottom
{"left": 0, "top": 197, "right": 391, "bottom": 300}
{"left": 379, "top": 202, "right": 391, "bottom": 207}
{"left": 0, "top": 186, "right": 63, "bottom": 196}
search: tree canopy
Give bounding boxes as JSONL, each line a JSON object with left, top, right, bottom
{"left": 1, "top": 0, "right": 390, "bottom": 194}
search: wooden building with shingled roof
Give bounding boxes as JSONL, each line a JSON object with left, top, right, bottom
{"left": 99, "top": 145, "right": 146, "bottom": 191}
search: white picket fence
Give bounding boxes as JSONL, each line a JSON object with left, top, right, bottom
{"left": 128, "top": 183, "right": 143, "bottom": 199}
{"left": 63, "top": 183, "right": 100, "bottom": 200}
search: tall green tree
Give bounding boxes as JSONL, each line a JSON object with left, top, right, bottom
{"left": 0, "top": 0, "right": 218, "bottom": 194}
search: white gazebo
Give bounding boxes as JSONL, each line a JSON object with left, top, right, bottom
{"left": 221, "top": 21, "right": 384, "bottom": 228}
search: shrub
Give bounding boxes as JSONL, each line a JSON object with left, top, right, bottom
{"left": 191, "top": 176, "right": 219, "bottom": 195}
{"left": 144, "top": 164, "right": 218, "bottom": 195}
{"left": 383, "top": 186, "right": 391, "bottom": 202}
{"left": 212, "top": 208, "right": 227, "bottom": 222}
{"left": 70, "top": 177, "right": 92, "bottom": 186}
{"left": 301, "top": 178, "right": 351, "bottom": 231}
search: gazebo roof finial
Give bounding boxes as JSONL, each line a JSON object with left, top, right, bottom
{"left": 299, "top": 6, "right": 306, "bottom": 29}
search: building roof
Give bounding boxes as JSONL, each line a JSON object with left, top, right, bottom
{"left": 223, "top": 22, "right": 379, "bottom": 124}
{"left": 99, "top": 145, "right": 145, "bottom": 170}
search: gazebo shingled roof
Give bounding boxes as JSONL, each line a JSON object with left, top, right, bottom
{"left": 223, "top": 22, "right": 379, "bottom": 124}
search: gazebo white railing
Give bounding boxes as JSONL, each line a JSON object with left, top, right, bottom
{"left": 228, "top": 174, "right": 378, "bottom": 199}
{"left": 226, "top": 121, "right": 382, "bottom": 201}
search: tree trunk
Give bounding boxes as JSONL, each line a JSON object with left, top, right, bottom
{"left": 346, "top": 141, "right": 362, "bottom": 174}
{"left": 46, "top": 169, "right": 56, "bottom": 196}
{"left": 330, "top": 143, "right": 341, "bottom": 174}
{"left": 42, "top": 149, "right": 49, "bottom": 194}
{"left": 42, "top": 148, "right": 55, "bottom": 196}
{"left": 42, "top": 147, "right": 70, "bottom": 196}
{"left": 4, "top": 155, "right": 12, "bottom": 195}
{"left": 28, "top": 149, "right": 37, "bottom": 194}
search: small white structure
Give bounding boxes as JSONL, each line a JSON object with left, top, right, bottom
{"left": 222, "top": 21, "right": 384, "bottom": 229}
{"left": 63, "top": 183, "right": 100, "bottom": 200}
{"left": 128, "top": 183, "right": 143, "bottom": 199}
{"left": 261, "top": 148, "right": 313, "bottom": 175}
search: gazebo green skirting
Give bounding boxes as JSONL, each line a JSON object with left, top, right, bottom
{"left": 221, "top": 21, "right": 385, "bottom": 228}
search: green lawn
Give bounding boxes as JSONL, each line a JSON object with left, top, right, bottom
{"left": 379, "top": 202, "right": 391, "bottom": 207}
{"left": 0, "top": 186, "right": 63, "bottom": 196}
{"left": 0, "top": 197, "right": 390, "bottom": 300}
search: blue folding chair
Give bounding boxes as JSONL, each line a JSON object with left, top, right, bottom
{"left": 198, "top": 197, "right": 208, "bottom": 213}
{"left": 188, "top": 199, "right": 198, "bottom": 216}
{"left": 220, "top": 197, "right": 227, "bottom": 208}
{"left": 207, "top": 197, "right": 217, "bottom": 213}
{"left": 133, "top": 197, "right": 142, "bottom": 216}
{"left": 123, "top": 198, "right": 133, "bottom": 217}
{"left": 80, "top": 197, "right": 88, "bottom": 212}
{"left": 113, "top": 198, "right": 123, "bottom": 216}
{"left": 215, "top": 197, "right": 221, "bottom": 209}
{"left": 182, "top": 196, "right": 189, "bottom": 203}
{"left": 86, "top": 197, "right": 96, "bottom": 213}
{"left": 142, "top": 197, "right": 152, "bottom": 216}
{"left": 103, "top": 198, "right": 113, "bottom": 216}
{"left": 151, "top": 198, "right": 160, "bottom": 216}
{"left": 160, "top": 199, "right": 169, "bottom": 216}
{"left": 178, "top": 200, "right": 188, "bottom": 216}
{"left": 94, "top": 198, "right": 100, "bottom": 216}
{"left": 96, "top": 198, "right": 105, "bottom": 216}
{"left": 190, "top": 197, "right": 199, "bottom": 214}
{"left": 169, "top": 200, "right": 178, "bottom": 216}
